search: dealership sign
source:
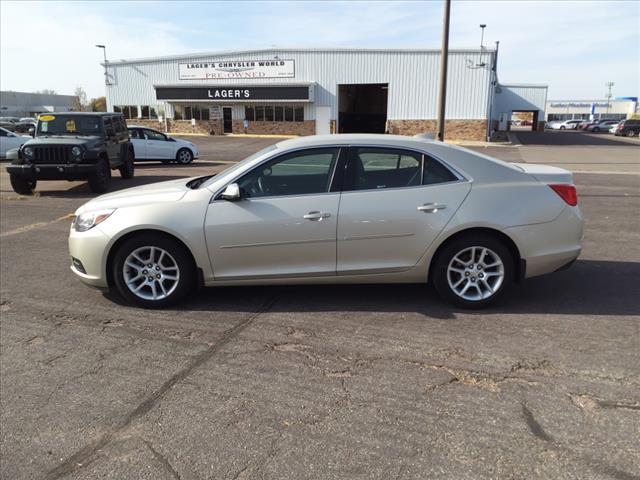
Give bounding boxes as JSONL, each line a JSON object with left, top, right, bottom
{"left": 178, "top": 60, "right": 295, "bottom": 80}
{"left": 156, "top": 85, "right": 311, "bottom": 101}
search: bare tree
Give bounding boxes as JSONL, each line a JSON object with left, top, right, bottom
{"left": 73, "top": 86, "right": 88, "bottom": 111}
{"left": 36, "top": 89, "right": 58, "bottom": 95}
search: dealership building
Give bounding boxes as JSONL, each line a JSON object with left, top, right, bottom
{"left": 0, "top": 91, "right": 78, "bottom": 118}
{"left": 546, "top": 97, "right": 638, "bottom": 122}
{"left": 103, "top": 47, "right": 547, "bottom": 140}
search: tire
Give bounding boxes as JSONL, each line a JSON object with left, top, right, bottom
{"left": 176, "top": 148, "right": 194, "bottom": 164}
{"left": 112, "top": 233, "right": 195, "bottom": 308}
{"left": 431, "top": 234, "right": 515, "bottom": 309}
{"left": 118, "top": 148, "right": 135, "bottom": 179}
{"left": 559, "top": 126, "right": 565, "bottom": 130}
{"left": 626, "top": 130, "right": 637, "bottom": 137}
{"left": 593, "top": 127, "right": 600, "bottom": 132}
{"left": 88, "top": 158, "right": 111, "bottom": 193}
{"left": 10, "top": 175, "right": 36, "bottom": 195}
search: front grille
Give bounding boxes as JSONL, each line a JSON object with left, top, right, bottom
{"left": 32, "top": 146, "right": 72, "bottom": 164}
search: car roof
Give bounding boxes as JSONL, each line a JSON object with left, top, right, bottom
{"left": 275, "top": 133, "right": 437, "bottom": 151}
{"left": 127, "top": 125, "right": 157, "bottom": 129}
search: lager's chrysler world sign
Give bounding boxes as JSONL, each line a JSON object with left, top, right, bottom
{"left": 178, "top": 60, "right": 295, "bottom": 80}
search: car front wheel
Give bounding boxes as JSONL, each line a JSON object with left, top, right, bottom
{"left": 112, "top": 233, "right": 195, "bottom": 308}
{"left": 88, "top": 158, "right": 111, "bottom": 193}
{"left": 119, "top": 148, "right": 135, "bottom": 179}
{"left": 432, "top": 234, "right": 514, "bottom": 309}
{"left": 626, "top": 130, "right": 637, "bottom": 137}
{"left": 176, "top": 148, "right": 194, "bottom": 164}
{"left": 10, "top": 175, "right": 37, "bottom": 195}
{"left": 559, "top": 126, "right": 565, "bottom": 130}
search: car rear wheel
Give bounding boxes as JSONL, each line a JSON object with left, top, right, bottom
{"left": 112, "top": 233, "right": 195, "bottom": 308}
{"left": 593, "top": 127, "right": 600, "bottom": 132}
{"left": 432, "top": 234, "right": 515, "bottom": 309}
{"left": 9, "top": 175, "right": 36, "bottom": 195}
{"left": 176, "top": 148, "right": 194, "bottom": 164}
{"left": 626, "top": 130, "right": 637, "bottom": 137}
{"left": 119, "top": 148, "right": 135, "bottom": 179}
{"left": 559, "top": 126, "right": 565, "bottom": 130}
{"left": 88, "top": 158, "right": 111, "bottom": 193}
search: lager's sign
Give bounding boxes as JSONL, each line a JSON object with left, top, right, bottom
{"left": 178, "top": 60, "right": 295, "bottom": 80}
{"left": 156, "top": 85, "right": 311, "bottom": 101}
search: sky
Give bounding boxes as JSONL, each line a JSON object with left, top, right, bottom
{"left": 1, "top": 0, "right": 638, "bottom": 100}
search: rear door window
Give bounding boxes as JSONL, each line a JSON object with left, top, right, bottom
{"left": 345, "top": 147, "right": 423, "bottom": 191}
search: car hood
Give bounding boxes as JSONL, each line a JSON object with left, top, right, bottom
{"left": 28, "top": 135, "right": 103, "bottom": 147}
{"left": 75, "top": 177, "right": 195, "bottom": 214}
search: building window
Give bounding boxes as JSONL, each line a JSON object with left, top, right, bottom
{"left": 243, "top": 105, "right": 305, "bottom": 122}
{"left": 140, "top": 106, "right": 157, "bottom": 119}
{"left": 113, "top": 105, "right": 139, "bottom": 119}
{"left": 173, "top": 105, "right": 210, "bottom": 121}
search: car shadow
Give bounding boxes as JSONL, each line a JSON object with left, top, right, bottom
{"left": 34, "top": 176, "right": 187, "bottom": 198}
{"left": 103, "top": 259, "right": 640, "bottom": 319}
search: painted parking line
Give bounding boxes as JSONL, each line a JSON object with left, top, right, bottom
{"left": 0, "top": 213, "right": 74, "bottom": 238}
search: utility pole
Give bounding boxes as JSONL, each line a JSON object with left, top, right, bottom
{"left": 96, "top": 45, "right": 109, "bottom": 85}
{"left": 436, "top": 0, "right": 451, "bottom": 141}
{"left": 605, "top": 81, "right": 614, "bottom": 115}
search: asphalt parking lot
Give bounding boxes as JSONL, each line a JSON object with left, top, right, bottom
{"left": 1, "top": 133, "right": 639, "bottom": 479}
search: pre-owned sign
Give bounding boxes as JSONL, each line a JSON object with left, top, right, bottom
{"left": 178, "top": 60, "right": 295, "bottom": 80}
{"left": 156, "top": 86, "right": 311, "bottom": 101}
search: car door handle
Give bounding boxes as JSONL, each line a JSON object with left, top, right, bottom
{"left": 303, "top": 211, "right": 331, "bottom": 221}
{"left": 417, "top": 203, "right": 446, "bottom": 213}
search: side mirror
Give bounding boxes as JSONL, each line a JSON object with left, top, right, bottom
{"left": 221, "top": 183, "right": 241, "bottom": 201}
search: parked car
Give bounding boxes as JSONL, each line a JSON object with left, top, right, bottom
{"left": 0, "top": 116, "right": 20, "bottom": 124}
{"left": 5, "top": 112, "right": 135, "bottom": 195}
{"left": 13, "top": 121, "right": 36, "bottom": 135}
{"left": 68, "top": 134, "right": 583, "bottom": 309}
{"left": 0, "top": 121, "right": 17, "bottom": 132}
{"left": 127, "top": 125, "right": 199, "bottom": 163}
{"left": 0, "top": 127, "right": 31, "bottom": 158}
{"left": 19, "top": 117, "right": 37, "bottom": 123}
{"left": 585, "top": 120, "right": 620, "bottom": 132}
{"left": 547, "top": 119, "right": 583, "bottom": 130}
{"left": 609, "top": 122, "right": 622, "bottom": 134}
{"left": 613, "top": 119, "right": 640, "bottom": 137}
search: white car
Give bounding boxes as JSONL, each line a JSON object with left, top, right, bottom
{"left": 585, "top": 120, "right": 619, "bottom": 132}
{"left": 609, "top": 122, "right": 622, "bottom": 134}
{"left": 0, "top": 127, "right": 30, "bottom": 158}
{"left": 127, "top": 126, "right": 199, "bottom": 163}
{"left": 69, "top": 134, "right": 583, "bottom": 309}
{"left": 546, "top": 120, "right": 582, "bottom": 130}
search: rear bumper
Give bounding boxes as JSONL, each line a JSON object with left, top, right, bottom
{"left": 506, "top": 206, "right": 583, "bottom": 279}
{"left": 6, "top": 163, "right": 98, "bottom": 180}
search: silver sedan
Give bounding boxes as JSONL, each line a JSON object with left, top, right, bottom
{"left": 69, "top": 134, "right": 583, "bottom": 309}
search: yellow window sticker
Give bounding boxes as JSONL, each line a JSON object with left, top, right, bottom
{"left": 40, "top": 115, "right": 55, "bottom": 121}
{"left": 66, "top": 120, "right": 76, "bottom": 132}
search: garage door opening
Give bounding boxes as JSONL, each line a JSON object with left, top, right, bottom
{"left": 510, "top": 110, "right": 539, "bottom": 132}
{"left": 338, "top": 83, "right": 388, "bottom": 133}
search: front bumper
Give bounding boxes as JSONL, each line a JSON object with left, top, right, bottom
{"left": 6, "top": 163, "right": 98, "bottom": 180}
{"left": 68, "top": 224, "right": 111, "bottom": 288}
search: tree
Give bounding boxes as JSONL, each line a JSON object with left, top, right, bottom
{"left": 36, "top": 89, "right": 57, "bottom": 95}
{"left": 89, "top": 96, "right": 107, "bottom": 112}
{"left": 73, "top": 86, "right": 88, "bottom": 111}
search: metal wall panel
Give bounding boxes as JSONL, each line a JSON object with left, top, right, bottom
{"left": 492, "top": 84, "right": 548, "bottom": 119}
{"left": 105, "top": 49, "right": 496, "bottom": 121}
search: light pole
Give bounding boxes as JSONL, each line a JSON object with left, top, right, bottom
{"left": 436, "top": 0, "right": 451, "bottom": 142}
{"left": 96, "top": 45, "right": 109, "bottom": 85}
{"left": 605, "top": 81, "right": 614, "bottom": 115}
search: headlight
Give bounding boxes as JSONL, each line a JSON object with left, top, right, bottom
{"left": 71, "top": 146, "right": 82, "bottom": 157}
{"left": 23, "top": 146, "right": 33, "bottom": 158}
{"left": 72, "top": 209, "right": 115, "bottom": 232}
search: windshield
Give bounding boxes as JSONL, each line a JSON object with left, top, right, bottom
{"left": 36, "top": 115, "right": 102, "bottom": 136}
{"left": 200, "top": 144, "right": 279, "bottom": 188}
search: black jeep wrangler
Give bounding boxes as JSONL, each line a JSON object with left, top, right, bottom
{"left": 6, "top": 112, "right": 135, "bottom": 194}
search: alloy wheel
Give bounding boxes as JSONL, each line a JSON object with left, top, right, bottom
{"left": 446, "top": 246, "right": 504, "bottom": 301}
{"left": 122, "top": 246, "right": 180, "bottom": 300}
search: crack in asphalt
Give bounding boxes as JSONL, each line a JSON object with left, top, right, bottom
{"left": 44, "top": 295, "right": 279, "bottom": 480}
{"left": 141, "top": 438, "right": 181, "bottom": 480}
{"left": 0, "top": 213, "right": 74, "bottom": 238}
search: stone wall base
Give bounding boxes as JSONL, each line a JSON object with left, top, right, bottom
{"left": 128, "top": 118, "right": 224, "bottom": 135}
{"left": 232, "top": 120, "right": 315, "bottom": 136}
{"left": 387, "top": 119, "right": 487, "bottom": 141}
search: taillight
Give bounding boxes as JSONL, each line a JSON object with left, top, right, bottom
{"left": 549, "top": 184, "right": 578, "bottom": 206}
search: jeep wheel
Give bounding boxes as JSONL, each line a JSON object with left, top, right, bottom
{"left": 88, "top": 158, "right": 111, "bottom": 193}
{"left": 626, "top": 130, "right": 637, "bottom": 137}
{"left": 119, "top": 148, "right": 135, "bottom": 179}
{"left": 176, "top": 148, "right": 194, "bottom": 164}
{"left": 10, "top": 175, "right": 37, "bottom": 195}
